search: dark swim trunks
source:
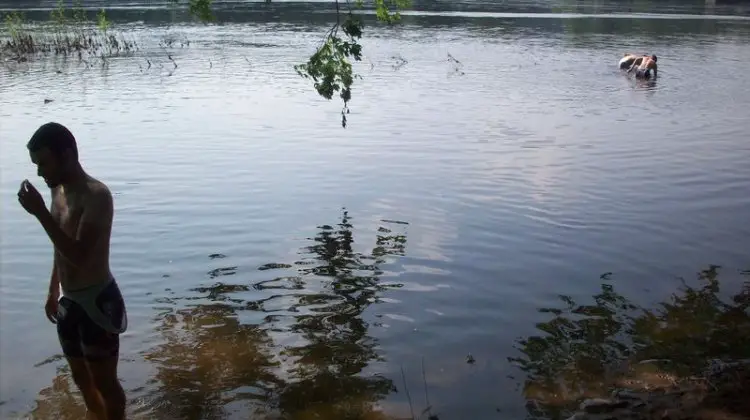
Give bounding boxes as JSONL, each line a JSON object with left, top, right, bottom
{"left": 56, "top": 279, "right": 127, "bottom": 360}
{"left": 635, "top": 68, "right": 651, "bottom": 79}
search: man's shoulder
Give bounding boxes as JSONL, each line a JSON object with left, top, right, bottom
{"left": 84, "top": 177, "right": 113, "bottom": 212}
{"left": 86, "top": 177, "right": 112, "bottom": 198}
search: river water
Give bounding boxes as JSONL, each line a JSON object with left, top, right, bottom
{"left": 1, "top": 2, "right": 749, "bottom": 419}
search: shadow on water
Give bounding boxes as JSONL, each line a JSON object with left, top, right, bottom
{"left": 510, "top": 267, "right": 750, "bottom": 420}
{"left": 25, "top": 209, "right": 409, "bottom": 419}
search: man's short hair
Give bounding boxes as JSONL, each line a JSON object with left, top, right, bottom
{"left": 27, "top": 122, "right": 78, "bottom": 160}
{"left": 651, "top": 55, "right": 658, "bottom": 62}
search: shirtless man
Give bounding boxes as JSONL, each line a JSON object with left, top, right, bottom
{"left": 628, "top": 54, "right": 658, "bottom": 79}
{"left": 17, "top": 122, "right": 127, "bottom": 420}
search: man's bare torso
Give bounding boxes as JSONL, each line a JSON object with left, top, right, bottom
{"left": 638, "top": 57, "right": 656, "bottom": 70}
{"left": 51, "top": 176, "right": 113, "bottom": 292}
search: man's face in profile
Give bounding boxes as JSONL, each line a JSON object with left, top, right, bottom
{"left": 30, "top": 147, "right": 66, "bottom": 188}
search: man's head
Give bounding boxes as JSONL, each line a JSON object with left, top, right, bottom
{"left": 27, "top": 122, "right": 79, "bottom": 188}
{"left": 651, "top": 55, "right": 658, "bottom": 62}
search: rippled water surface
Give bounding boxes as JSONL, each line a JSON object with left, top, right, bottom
{"left": 1, "top": 2, "right": 750, "bottom": 419}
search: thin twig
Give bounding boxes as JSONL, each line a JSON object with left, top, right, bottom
{"left": 168, "top": 53, "right": 177, "bottom": 68}
{"left": 422, "top": 356, "right": 431, "bottom": 413}
{"left": 401, "top": 365, "right": 415, "bottom": 420}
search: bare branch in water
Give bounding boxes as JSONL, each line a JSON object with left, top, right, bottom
{"left": 168, "top": 53, "right": 177, "bottom": 68}
{"left": 400, "top": 365, "right": 415, "bottom": 420}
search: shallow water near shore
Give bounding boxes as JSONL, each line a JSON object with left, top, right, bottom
{"left": 1, "top": 1, "right": 750, "bottom": 419}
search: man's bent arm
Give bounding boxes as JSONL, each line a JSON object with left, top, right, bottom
{"left": 36, "top": 190, "right": 112, "bottom": 268}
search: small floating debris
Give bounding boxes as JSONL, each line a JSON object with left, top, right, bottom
{"left": 381, "top": 219, "right": 409, "bottom": 225}
{"left": 207, "top": 266, "right": 237, "bottom": 278}
{"left": 33, "top": 353, "right": 64, "bottom": 368}
{"left": 258, "top": 263, "right": 292, "bottom": 271}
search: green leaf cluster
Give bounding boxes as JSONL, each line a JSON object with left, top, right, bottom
{"left": 184, "top": 0, "right": 410, "bottom": 127}
{"left": 294, "top": 15, "right": 365, "bottom": 127}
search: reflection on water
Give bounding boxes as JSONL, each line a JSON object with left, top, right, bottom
{"left": 272, "top": 210, "right": 403, "bottom": 419}
{"left": 28, "top": 259, "right": 750, "bottom": 419}
{"left": 28, "top": 365, "right": 87, "bottom": 420}
{"left": 511, "top": 266, "right": 750, "bottom": 420}
{"left": 140, "top": 303, "right": 279, "bottom": 419}
{"left": 26, "top": 210, "right": 408, "bottom": 419}
{"left": 3, "top": 2, "right": 750, "bottom": 418}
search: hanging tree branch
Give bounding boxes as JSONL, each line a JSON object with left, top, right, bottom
{"left": 174, "top": 0, "right": 410, "bottom": 128}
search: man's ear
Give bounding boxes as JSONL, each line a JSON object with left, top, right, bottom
{"left": 62, "top": 148, "right": 76, "bottom": 166}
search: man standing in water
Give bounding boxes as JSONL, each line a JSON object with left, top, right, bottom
{"left": 17, "top": 122, "right": 127, "bottom": 420}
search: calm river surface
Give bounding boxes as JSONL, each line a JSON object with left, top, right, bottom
{"left": 1, "top": 1, "right": 750, "bottom": 419}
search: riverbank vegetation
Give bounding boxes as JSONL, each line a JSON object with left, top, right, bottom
{"left": 1, "top": 1, "right": 136, "bottom": 66}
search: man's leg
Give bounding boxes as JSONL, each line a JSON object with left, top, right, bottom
{"left": 79, "top": 279, "right": 128, "bottom": 420}
{"left": 66, "top": 357, "right": 108, "bottom": 420}
{"left": 87, "top": 355, "right": 126, "bottom": 420}
{"left": 81, "top": 288, "right": 126, "bottom": 420}
{"left": 57, "top": 299, "right": 108, "bottom": 419}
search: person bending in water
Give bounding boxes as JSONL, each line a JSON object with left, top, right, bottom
{"left": 628, "top": 54, "right": 658, "bottom": 79}
{"left": 17, "top": 122, "right": 127, "bottom": 420}
{"left": 619, "top": 53, "right": 646, "bottom": 70}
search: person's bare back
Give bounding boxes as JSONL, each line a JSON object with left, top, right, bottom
{"left": 51, "top": 176, "right": 114, "bottom": 292}
{"left": 619, "top": 53, "right": 645, "bottom": 70}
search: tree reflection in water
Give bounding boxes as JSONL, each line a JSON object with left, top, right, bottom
{"left": 510, "top": 266, "right": 750, "bottom": 420}
{"left": 26, "top": 210, "right": 749, "bottom": 420}
{"left": 271, "top": 210, "right": 405, "bottom": 419}
{"left": 140, "top": 209, "right": 408, "bottom": 419}
{"left": 26, "top": 209, "right": 408, "bottom": 419}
